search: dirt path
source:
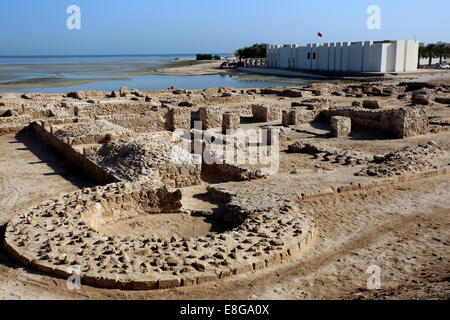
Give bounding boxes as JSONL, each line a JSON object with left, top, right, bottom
{"left": 0, "top": 132, "right": 449, "bottom": 299}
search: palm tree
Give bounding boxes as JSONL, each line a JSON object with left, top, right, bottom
{"left": 435, "top": 42, "right": 447, "bottom": 64}
{"left": 419, "top": 45, "right": 428, "bottom": 68}
{"left": 425, "top": 43, "right": 437, "bottom": 67}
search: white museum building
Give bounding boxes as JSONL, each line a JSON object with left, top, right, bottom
{"left": 266, "top": 40, "right": 420, "bottom": 73}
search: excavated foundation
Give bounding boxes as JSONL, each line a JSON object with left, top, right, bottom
{"left": 4, "top": 181, "right": 315, "bottom": 290}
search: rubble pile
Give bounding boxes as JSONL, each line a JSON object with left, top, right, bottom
{"left": 356, "top": 142, "right": 444, "bottom": 177}
{"left": 288, "top": 141, "right": 371, "bottom": 165}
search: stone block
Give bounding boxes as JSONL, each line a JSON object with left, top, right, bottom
{"left": 313, "top": 88, "right": 328, "bottom": 96}
{"left": 282, "top": 108, "right": 318, "bottom": 126}
{"left": 352, "top": 101, "right": 362, "bottom": 107}
{"left": 412, "top": 94, "right": 430, "bottom": 105}
{"left": 363, "top": 100, "right": 382, "bottom": 109}
{"left": 119, "top": 86, "right": 128, "bottom": 97}
{"left": 199, "top": 105, "right": 223, "bottom": 130}
{"left": 330, "top": 116, "right": 351, "bottom": 137}
{"left": 167, "top": 107, "right": 191, "bottom": 131}
{"left": 251, "top": 104, "right": 281, "bottom": 122}
{"left": 222, "top": 112, "right": 240, "bottom": 133}
{"left": 281, "top": 88, "right": 312, "bottom": 98}
{"left": 282, "top": 110, "right": 295, "bottom": 126}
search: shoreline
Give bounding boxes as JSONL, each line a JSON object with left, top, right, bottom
{"left": 142, "top": 59, "right": 233, "bottom": 76}
{"left": 1, "top": 54, "right": 449, "bottom": 92}
{"left": 0, "top": 77, "right": 131, "bottom": 91}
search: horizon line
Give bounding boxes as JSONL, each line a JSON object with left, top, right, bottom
{"left": 0, "top": 53, "right": 233, "bottom": 58}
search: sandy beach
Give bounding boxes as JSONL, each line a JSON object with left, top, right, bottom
{"left": 132, "top": 58, "right": 232, "bottom": 76}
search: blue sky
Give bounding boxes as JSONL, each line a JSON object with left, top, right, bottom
{"left": 0, "top": 0, "right": 448, "bottom": 55}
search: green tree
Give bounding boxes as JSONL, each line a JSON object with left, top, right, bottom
{"left": 235, "top": 43, "right": 268, "bottom": 61}
{"left": 425, "top": 43, "right": 437, "bottom": 67}
{"left": 419, "top": 45, "right": 427, "bottom": 66}
{"left": 435, "top": 42, "right": 450, "bottom": 64}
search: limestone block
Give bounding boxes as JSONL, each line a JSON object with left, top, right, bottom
{"left": 352, "top": 101, "right": 362, "bottom": 107}
{"left": 199, "top": 105, "right": 223, "bottom": 130}
{"left": 281, "top": 88, "right": 312, "bottom": 98}
{"left": 330, "top": 116, "right": 351, "bottom": 138}
{"left": 363, "top": 100, "right": 382, "bottom": 109}
{"left": 282, "top": 110, "right": 295, "bottom": 126}
{"left": 282, "top": 108, "right": 317, "bottom": 126}
{"left": 222, "top": 112, "right": 240, "bottom": 133}
{"left": 313, "top": 88, "right": 328, "bottom": 96}
{"left": 119, "top": 86, "right": 128, "bottom": 97}
{"left": 412, "top": 94, "right": 430, "bottom": 105}
{"left": 167, "top": 107, "right": 191, "bottom": 131}
{"left": 251, "top": 104, "right": 281, "bottom": 122}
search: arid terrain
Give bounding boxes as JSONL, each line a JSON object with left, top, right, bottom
{"left": 0, "top": 77, "right": 449, "bottom": 299}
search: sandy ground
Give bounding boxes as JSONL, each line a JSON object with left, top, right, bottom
{"left": 148, "top": 60, "right": 231, "bottom": 76}
{"left": 95, "top": 213, "right": 220, "bottom": 239}
{"left": 0, "top": 130, "right": 448, "bottom": 300}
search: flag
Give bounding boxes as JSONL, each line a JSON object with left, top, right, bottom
{"left": 317, "top": 32, "right": 323, "bottom": 38}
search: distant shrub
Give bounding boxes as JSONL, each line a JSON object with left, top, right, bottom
{"left": 235, "top": 43, "right": 268, "bottom": 59}
{"left": 196, "top": 54, "right": 221, "bottom": 60}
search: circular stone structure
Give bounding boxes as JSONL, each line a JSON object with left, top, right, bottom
{"left": 4, "top": 182, "right": 315, "bottom": 290}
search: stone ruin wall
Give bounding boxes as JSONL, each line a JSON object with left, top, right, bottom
{"left": 321, "top": 107, "right": 429, "bottom": 138}
{"left": 4, "top": 181, "right": 315, "bottom": 290}
{"left": 251, "top": 104, "right": 281, "bottom": 122}
{"left": 0, "top": 116, "right": 32, "bottom": 135}
{"left": 199, "top": 105, "right": 223, "bottom": 130}
{"left": 35, "top": 118, "right": 201, "bottom": 188}
{"left": 32, "top": 120, "right": 119, "bottom": 185}
{"left": 166, "top": 107, "right": 192, "bottom": 131}
{"left": 154, "top": 162, "right": 202, "bottom": 188}
{"left": 95, "top": 107, "right": 192, "bottom": 133}
{"left": 282, "top": 109, "right": 321, "bottom": 125}
{"left": 74, "top": 102, "right": 153, "bottom": 118}
{"left": 81, "top": 186, "right": 183, "bottom": 231}
{"left": 96, "top": 113, "right": 167, "bottom": 133}
{"left": 202, "top": 162, "right": 266, "bottom": 182}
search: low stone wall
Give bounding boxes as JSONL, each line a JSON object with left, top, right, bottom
{"left": 0, "top": 116, "right": 92, "bottom": 136}
{"left": 75, "top": 102, "right": 153, "bottom": 117}
{"left": 298, "top": 167, "right": 449, "bottom": 201}
{"left": 42, "top": 117, "right": 90, "bottom": 126}
{"left": 96, "top": 112, "right": 167, "bottom": 133}
{"left": 282, "top": 109, "right": 321, "bottom": 125}
{"left": 0, "top": 115, "right": 31, "bottom": 125}
{"left": 155, "top": 162, "right": 202, "bottom": 188}
{"left": 52, "top": 120, "right": 132, "bottom": 146}
{"left": 202, "top": 162, "right": 267, "bottom": 181}
{"left": 4, "top": 181, "right": 315, "bottom": 290}
{"left": 96, "top": 107, "right": 192, "bottom": 133}
{"left": 32, "top": 121, "right": 119, "bottom": 184}
{"left": 0, "top": 115, "right": 33, "bottom": 136}
{"left": 0, "top": 123, "right": 28, "bottom": 136}
{"left": 81, "top": 185, "right": 183, "bottom": 230}
{"left": 321, "top": 106, "right": 429, "bottom": 138}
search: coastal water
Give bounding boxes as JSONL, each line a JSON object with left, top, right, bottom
{"left": 0, "top": 54, "right": 323, "bottom": 93}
